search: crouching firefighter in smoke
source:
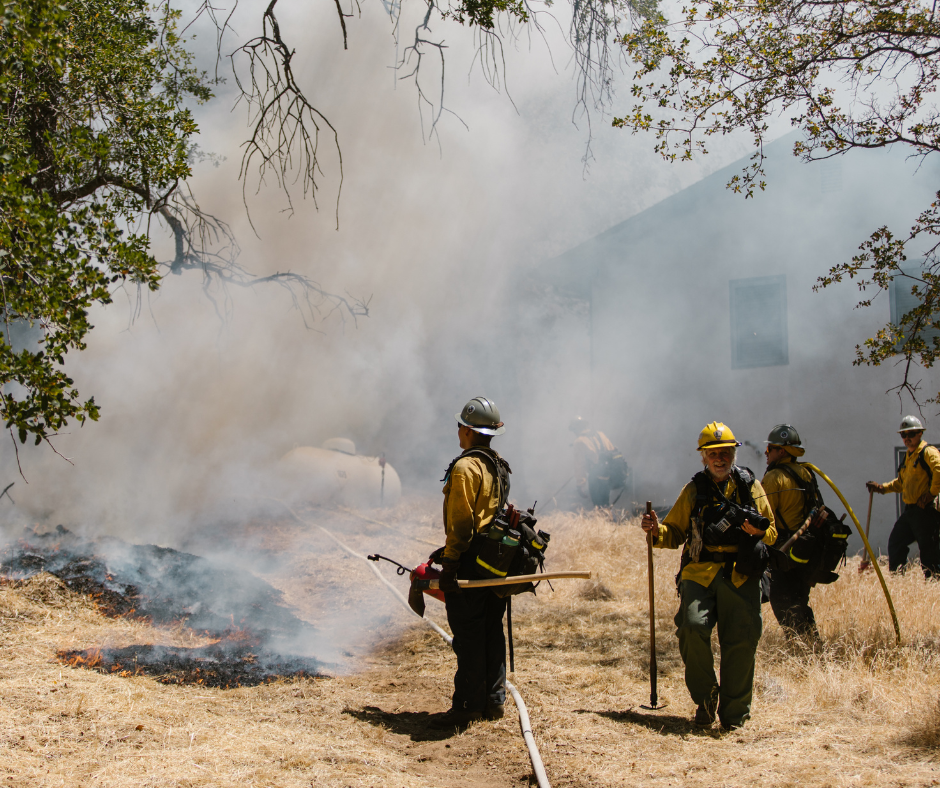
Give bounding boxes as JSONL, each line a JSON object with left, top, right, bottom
{"left": 422, "top": 397, "right": 545, "bottom": 725}
{"left": 761, "top": 424, "right": 851, "bottom": 643}
{"left": 641, "top": 422, "right": 776, "bottom": 730}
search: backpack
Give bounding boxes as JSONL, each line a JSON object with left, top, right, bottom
{"left": 599, "top": 447, "right": 629, "bottom": 489}
{"left": 774, "top": 463, "right": 852, "bottom": 585}
{"left": 787, "top": 507, "right": 851, "bottom": 586}
{"left": 464, "top": 503, "right": 550, "bottom": 598}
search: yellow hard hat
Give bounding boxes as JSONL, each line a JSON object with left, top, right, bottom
{"left": 697, "top": 421, "right": 742, "bottom": 450}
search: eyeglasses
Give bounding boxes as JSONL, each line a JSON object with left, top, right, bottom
{"left": 901, "top": 431, "right": 923, "bottom": 439}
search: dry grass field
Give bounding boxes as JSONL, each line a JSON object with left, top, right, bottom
{"left": 2, "top": 500, "right": 940, "bottom": 787}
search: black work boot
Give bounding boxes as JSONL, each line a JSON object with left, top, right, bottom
{"left": 430, "top": 708, "right": 483, "bottom": 729}
{"left": 694, "top": 685, "right": 719, "bottom": 726}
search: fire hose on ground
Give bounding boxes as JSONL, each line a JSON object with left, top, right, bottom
{"left": 802, "top": 463, "right": 901, "bottom": 645}
{"left": 269, "top": 498, "right": 558, "bottom": 788}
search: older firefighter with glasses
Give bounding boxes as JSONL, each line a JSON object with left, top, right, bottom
{"left": 641, "top": 422, "right": 776, "bottom": 730}
{"left": 867, "top": 416, "right": 940, "bottom": 578}
{"left": 760, "top": 424, "right": 827, "bottom": 641}
{"left": 432, "top": 396, "right": 512, "bottom": 725}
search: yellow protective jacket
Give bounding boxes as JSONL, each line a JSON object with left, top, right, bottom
{"left": 654, "top": 471, "right": 777, "bottom": 588}
{"left": 573, "top": 430, "right": 616, "bottom": 488}
{"left": 881, "top": 441, "right": 940, "bottom": 505}
{"left": 761, "top": 457, "right": 817, "bottom": 534}
{"left": 442, "top": 452, "right": 502, "bottom": 562}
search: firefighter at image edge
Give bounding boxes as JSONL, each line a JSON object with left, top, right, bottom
{"left": 641, "top": 422, "right": 776, "bottom": 730}
{"left": 760, "top": 424, "right": 826, "bottom": 642}
{"left": 867, "top": 415, "right": 940, "bottom": 578}
{"left": 433, "top": 396, "right": 513, "bottom": 725}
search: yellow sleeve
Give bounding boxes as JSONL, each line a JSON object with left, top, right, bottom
{"left": 882, "top": 476, "right": 902, "bottom": 494}
{"left": 656, "top": 483, "right": 695, "bottom": 550}
{"left": 760, "top": 468, "right": 783, "bottom": 497}
{"left": 760, "top": 468, "right": 784, "bottom": 516}
{"left": 751, "top": 479, "right": 777, "bottom": 545}
{"left": 443, "top": 458, "right": 485, "bottom": 561}
{"left": 926, "top": 447, "right": 940, "bottom": 497}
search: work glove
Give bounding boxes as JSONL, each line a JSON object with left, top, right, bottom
{"left": 428, "top": 546, "right": 445, "bottom": 565}
{"left": 866, "top": 481, "right": 883, "bottom": 494}
{"left": 438, "top": 560, "right": 460, "bottom": 593}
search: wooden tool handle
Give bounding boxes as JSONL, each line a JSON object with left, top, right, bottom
{"left": 422, "top": 570, "right": 592, "bottom": 590}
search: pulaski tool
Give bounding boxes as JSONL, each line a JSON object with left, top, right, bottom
{"left": 642, "top": 500, "right": 666, "bottom": 710}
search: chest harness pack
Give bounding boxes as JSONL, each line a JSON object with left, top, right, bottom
{"left": 680, "top": 466, "right": 770, "bottom": 583}
{"left": 769, "top": 461, "right": 851, "bottom": 586}
{"left": 441, "top": 448, "right": 550, "bottom": 598}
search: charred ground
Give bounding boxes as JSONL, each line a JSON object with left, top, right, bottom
{"left": 1, "top": 502, "right": 940, "bottom": 786}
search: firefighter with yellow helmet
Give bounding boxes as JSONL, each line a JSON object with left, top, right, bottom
{"left": 867, "top": 416, "right": 940, "bottom": 578}
{"left": 641, "top": 422, "right": 776, "bottom": 730}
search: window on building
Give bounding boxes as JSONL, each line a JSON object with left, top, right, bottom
{"left": 889, "top": 262, "right": 940, "bottom": 350}
{"left": 729, "top": 275, "right": 788, "bottom": 369}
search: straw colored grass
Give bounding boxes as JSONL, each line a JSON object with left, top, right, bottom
{"left": 2, "top": 501, "right": 940, "bottom": 786}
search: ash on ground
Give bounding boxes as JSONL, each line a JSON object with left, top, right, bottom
{"left": 0, "top": 526, "right": 329, "bottom": 686}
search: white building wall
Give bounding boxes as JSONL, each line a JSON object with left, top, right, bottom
{"left": 546, "top": 135, "right": 940, "bottom": 554}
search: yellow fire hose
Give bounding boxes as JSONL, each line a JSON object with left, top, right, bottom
{"left": 803, "top": 463, "right": 901, "bottom": 645}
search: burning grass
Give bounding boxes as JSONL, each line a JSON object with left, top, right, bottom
{"left": 0, "top": 525, "right": 331, "bottom": 688}
{"left": 2, "top": 501, "right": 940, "bottom": 786}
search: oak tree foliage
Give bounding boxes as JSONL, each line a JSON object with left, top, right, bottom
{"left": 0, "top": 0, "right": 366, "bottom": 458}
{"left": 618, "top": 0, "right": 940, "bottom": 403}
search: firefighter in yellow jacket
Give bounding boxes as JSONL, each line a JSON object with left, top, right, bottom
{"left": 435, "top": 396, "right": 512, "bottom": 724}
{"left": 867, "top": 416, "right": 940, "bottom": 578}
{"left": 760, "top": 424, "right": 824, "bottom": 640}
{"left": 641, "top": 422, "right": 776, "bottom": 730}
{"left": 570, "top": 417, "right": 624, "bottom": 507}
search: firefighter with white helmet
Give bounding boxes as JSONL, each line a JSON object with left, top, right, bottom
{"left": 866, "top": 416, "right": 940, "bottom": 578}
{"left": 641, "top": 422, "right": 776, "bottom": 730}
{"left": 432, "top": 396, "right": 512, "bottom": 725}
{"left": 760, "top": 424, "right": 826, "bottom": 640}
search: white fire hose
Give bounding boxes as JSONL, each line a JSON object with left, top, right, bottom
{"left": 271, "top": 500, "right": 553, "bottom": 788}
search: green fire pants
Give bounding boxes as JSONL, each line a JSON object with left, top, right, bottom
{"left": 675, "top": 571, "right": 762, "bottom": 727}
